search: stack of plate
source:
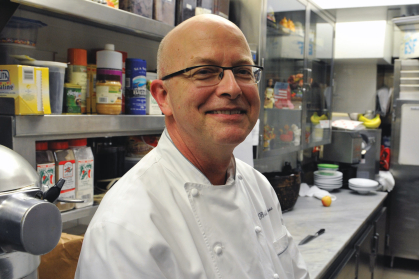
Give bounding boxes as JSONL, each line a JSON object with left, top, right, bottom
{"left": 314, "top": 171, "right": 343, "bottom": 190}
{"left": 348, "top": 178, "right": 380, "bottom": 194}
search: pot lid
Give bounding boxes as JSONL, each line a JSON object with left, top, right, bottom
{"left": 0, "top": 145, "right": 41, "bottom": 192}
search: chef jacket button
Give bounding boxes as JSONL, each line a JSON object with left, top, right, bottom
{"left": 237, "top": 174, "right": 243, "bottom": 180}
{"left": 214, "top": 245, "right": 223, "bottom": 255}
{"left": 191, "top": 188, "right": 199, "bottom": 197}
{"left": 255, "top": 226, "right": 262, "bottom": 234}
{"left": 273, "top": 274, "right": 279, "bottom": 279}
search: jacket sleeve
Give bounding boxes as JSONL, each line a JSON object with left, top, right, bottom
{"left": 75, "top": 221, "right": 178, "bottom": 279}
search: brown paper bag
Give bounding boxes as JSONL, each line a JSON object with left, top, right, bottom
{"left": 39, "top": 233, "right": 84, "bottom": 279}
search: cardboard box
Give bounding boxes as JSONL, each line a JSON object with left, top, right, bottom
{"left": 0, "top": 65, "right": 51, "bottom": 115}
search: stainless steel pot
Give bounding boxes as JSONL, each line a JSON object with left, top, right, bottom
{"left": 0, "top": 145, "right": 62, "bottom": 279}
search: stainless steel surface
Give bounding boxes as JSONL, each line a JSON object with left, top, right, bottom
{"left": 299, "top": 228, "right": 325, "bottom": 245}
{"left": 392, "top": 15, "right": 419, "bottom": 31}
{"left": 0, "top": 194, "right": 62, "bottom": 255}
{"left": 0, "top": 145, "right": 40, "bottom": 192}
{"left": 373, "top": 207, "right": 387, "bottom": 279}
{"left": 0, "top": 252, "right": 40, "bottom": 279}
{"left": 357, "top": 129, "right": 381, "bottom": 180}
{"left": 355, "top": 225, "right": 375, "bottom": 279}
{"left": 389, "top": 61, "right": 419, "bottom": 260}
{"left": 0, "top": 115, "right": 165, "bottom": 168}
{"left": 11, "top": 0, "right": 173, "bottom": 41}
{"left": 61, "top": 204, "right": 99, "bottom": 223}
{"left": 322, "top": 130, "right": 362, "bottom": 164}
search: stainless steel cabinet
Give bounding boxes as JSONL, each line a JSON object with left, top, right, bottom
{"left": 231, "top": 0, "right": 335, "bottom": 169}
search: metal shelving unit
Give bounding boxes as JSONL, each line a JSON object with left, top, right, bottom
{"left": 0, "top": 115, "right": 166, "bottom": 168}
{"left": 10, "top": 0, "right": 173, "bottom": 41}
{"left": 61, "top": 204, "right": 99, "bottom": 223}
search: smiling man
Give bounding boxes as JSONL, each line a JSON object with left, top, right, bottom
{"left": 76, "top": 14, "right": 309, "bottom": 279}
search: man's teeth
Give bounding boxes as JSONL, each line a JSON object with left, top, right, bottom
{"left": 209, "top": 110, "right": 243, "bottom": 115}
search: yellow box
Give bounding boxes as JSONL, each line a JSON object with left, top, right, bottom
{"left": 0, "top": 65, "right": 49, "bottom": 115}
{"left": 36, "top": 67, "right": 51, "bottom": 115}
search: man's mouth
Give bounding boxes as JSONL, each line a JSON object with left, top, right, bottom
{"left": 206, "top": 110, "right": 245, "bottom": 115}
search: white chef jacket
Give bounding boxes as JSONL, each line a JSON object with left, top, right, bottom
{"left": 76, "top": 130, "right": 309, "bottom": 279}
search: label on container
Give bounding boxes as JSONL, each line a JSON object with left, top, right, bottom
{"left": 96, "top": 85, "right": 122, "bottom": 104}
{"left": 37, "top": 163, "right": 55, "bottom": 191}
{"left": 76, "top": 159, "right": 94, "bottom": 208}
{"left": 57, "top": 160, "right": 76, "bottom": 199}
{"left": 64, "top": 85, "right": 82, "bottom": 113}
{"left": 67, "top": 65, "right": 87, "bottom": 113}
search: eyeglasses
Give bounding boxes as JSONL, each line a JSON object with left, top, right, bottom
{"left": 161, "top": 65, "right": 264, "bottom": 87}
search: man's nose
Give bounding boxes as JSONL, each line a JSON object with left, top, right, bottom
{"left": 217, "top": 69, "right": 242, "bottom": 99}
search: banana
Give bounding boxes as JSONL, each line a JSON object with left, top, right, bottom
{"left": 319, "top": 114, "right": 328, "bottom": 120}
{"left": 311, "top": 112, "right": 320, "bottom": 124}
{"left": 358, "top": 114, "right": 372, "bottom": 122}
{"left": 363, "top": 114, "right": 381, "bottom": 129}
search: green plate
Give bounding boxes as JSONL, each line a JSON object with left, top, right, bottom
{"left": 317, "top": 164, "right": 339, "bottom": 169}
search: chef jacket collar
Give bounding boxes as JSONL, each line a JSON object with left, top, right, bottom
{"left": 157, "top": 129, "right": 236, "bottom": 186}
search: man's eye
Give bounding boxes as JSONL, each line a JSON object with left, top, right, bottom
{"left": 235, "top": 67, "right": 253, "bottom": 77}
{"left": 191, "top": 67, "right": 219, "bottom": 79}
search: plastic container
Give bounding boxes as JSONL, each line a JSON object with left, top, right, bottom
{"left": 49, "top": 141, "right": 76, "bottom": 212}
{"left": 69, "top": 139, "right": 94, "bottom": 209}
{"left": 67, "top": 48, "right": 88, "bottom": 113}
{"left": 21, "top": 60, "right": 67, "bottom": 114}
{"left": 154, "top": 0, "right": 176, "bottom": 26}
{"left": 36, "top": 141, "right": 55, "bottom": 192}
{"left": 96, "top": 44, "right": 122, "bottom": 115}
{"left": 0, "top": 16, "right": 47, "bottom": 47}
{"left": 120, "top": 0, "right": 153, "bottom": 18}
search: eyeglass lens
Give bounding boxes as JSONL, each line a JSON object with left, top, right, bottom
{"left": 188, "top": 66, "right": 261, "bottom": 87}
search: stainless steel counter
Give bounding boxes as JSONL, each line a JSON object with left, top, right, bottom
{"left": 282, "top": 189, "right": 387, "bottom": 279}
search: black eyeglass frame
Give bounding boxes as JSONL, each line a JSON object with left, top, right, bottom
{"left": 161, "top": 64, "right": 264, "bottom": 83}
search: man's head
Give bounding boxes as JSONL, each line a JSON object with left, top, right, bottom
{"left": 151, "top": 14, "right": 261, "bottom": 152}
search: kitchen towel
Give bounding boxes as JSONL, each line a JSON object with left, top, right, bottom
{"left": 299, "top": 183, "right": 337, "bottom": 201}
{"left": 377, "top": 171, "right": 395, "bottom": 192}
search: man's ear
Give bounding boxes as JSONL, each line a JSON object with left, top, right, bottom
{"left": 150, "top": 79, "right": 172, "bottom": 116}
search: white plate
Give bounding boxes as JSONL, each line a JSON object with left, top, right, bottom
{"left": 349, "top": 184, "right": 381, "bottom": 191}
{"left": 317, "top": 185, "right": 342, "bottom": 190}
{"left": 349, "top": 185, "right": 380, "bottom": 194}
{"left": 314, "top": 171, "right": 343, "bottom": 178}
{"left": 348, "top": 178, "right": 378, "bottom": 188}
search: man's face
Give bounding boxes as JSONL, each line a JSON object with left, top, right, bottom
{"left": 163, "top": 20, "right": 260, "bottom": 148}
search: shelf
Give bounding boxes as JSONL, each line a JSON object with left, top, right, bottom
{"left": 392, "top": 15, "right": 419, "bottom": 31}
{"left": 12, "top": 0, "right": 174, "bottom": 41}
{"left": 12, "top": 114, "right": 165, "bottom": 138}
{"left": 260, "top": 144, "right": 301, "bottom": 158}
{"left": 61, "top": 204, "right": 99, "bottom": 223}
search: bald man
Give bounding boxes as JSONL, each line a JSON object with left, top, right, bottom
{"left": 76, "top": 15, "right": 309, "bottom": 279}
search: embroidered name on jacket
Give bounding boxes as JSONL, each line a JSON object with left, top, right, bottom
{"left": 258, "top": 207, "right": 273, "bottom": 220}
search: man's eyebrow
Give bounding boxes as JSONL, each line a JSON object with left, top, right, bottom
{"left": 190, "top": 57, "right": 253, "bottom": 66}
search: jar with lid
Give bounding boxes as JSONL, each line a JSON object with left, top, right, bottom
{"left": 36, "top": 141, "right": 55, "bottom": 192}
{"left": 69, "top": 139, "right": 94, "bottom": 209}
{"left": 49, "top": 140, "right": 76, "bottom": 212}
{"left": 96, "top": 44, "right": 122, "bottom": 115}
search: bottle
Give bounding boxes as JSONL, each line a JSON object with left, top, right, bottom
{"left": 69, "top": 139, "right": 94, "bottom": 209}
{"left": 126, "top": 58, "right": 147, "bottom": 115}
{"left": 36, "top": 141, "right": 55, "bottom": 192}
{"left": 96, "top": 44, "right": 123, "bottom": 115}
{"left": 49, "top": 140, "right": 76, "bottom": 212}
{"left": 67, "top": 48, "right": 88, "bottom": 113}
{"left": 117, "top": 51, "right": 128, "bottom": 114}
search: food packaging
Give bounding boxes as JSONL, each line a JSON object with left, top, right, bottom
{"left": 39, "top": 233, "right": 84, "bottom": 279}
{"left": 146, "top": 72, "right": 162, "bottom": 115}
{"left": 20, "top": 60, "right": 67, "bottom": 114}
{"left": 0, "top": 65, "right": 51, "bottom": 115}
{"left": 213, "top": 0, "right": 229, "bottom": 18}
{"left": 126, "top": 135, "right": 159, "bottom": 158}
{"left": 176, "top": 0, "right": 196, "bottom": 25}
{"left": 154, "top": 0, "right": 176, "bottom": 26}
{"left": 120, "top": 0, "right": 153, "bottom": 18}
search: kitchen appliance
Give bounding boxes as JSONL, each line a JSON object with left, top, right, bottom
{"left": 388, "top": 59, "right": 419, "bottom": 263}
{"left": 0, "top": 145, "right": 63, "bottom": 279}
{"left": 357, "top": 129, "right": 382, "bottom": 180}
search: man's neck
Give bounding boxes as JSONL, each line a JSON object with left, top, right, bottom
{"left": 166, "top": 128, "right": 234, "bottom": 185}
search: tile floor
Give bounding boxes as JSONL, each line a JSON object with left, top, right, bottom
{"left": 383, "top": 257, "right": 419, "bottom": 279}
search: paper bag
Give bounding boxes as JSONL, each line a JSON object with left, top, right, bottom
{"left": 39, "top": 233, "right": 84, "bottom": 279}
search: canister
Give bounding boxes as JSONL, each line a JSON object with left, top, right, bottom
{"left": 125, "top": 58, "right": 147, "bottom": 115}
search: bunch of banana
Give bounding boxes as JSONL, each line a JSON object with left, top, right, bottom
{"left": 310, "top": 112, "right": 328, "bottom": 125}
{"left": 358, "top": 114, "right": 381, "bottom": 129}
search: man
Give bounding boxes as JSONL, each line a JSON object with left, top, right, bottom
{"left": 76, "top": 14, "right": 309, "bottom": 279}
